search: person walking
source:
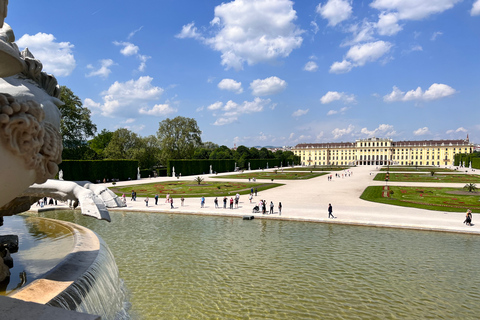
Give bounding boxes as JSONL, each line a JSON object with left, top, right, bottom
{"left": 170, "top": 197, "right": 174, "bottom": 209}
{"left": 230, "top": 197, "right": 234, "bottom": 209}
{"left": 201, "top": 196, "right": 205, "bottom": 208}
{"left": 166, "top": 193, "right": 170, "bottom": 203}
{"left": 214, "top": 197, "right": 219, "bottom": 208}
{"left": 145, "top": 197, "right": 149, "bottom": 207}
{"left": 131, "top": 190, "right": 135, "bottom": 201}
{"left": 223, "top": 196, "right": 227, "bottom": 208}
{"left": 270, "top": 201, "right": 274, "bottom": 214}
{"left": 278, "top": 202, "right": 282, "bottom": 216}
{"left": 255, "top": 188, "right": 258, "bottom": 196}
{"left": 181, "top": 196, "right": 184, "bottom": 206}
{"left": 464, "top": 209, "right": 473, "bottom": 226}
{"left": 154, "top": 194, "right": 159, "bottom": 205}
{"left": 249, "top": 193, "right": 253, "bottom": 203}
{"left": 328, "top": 203, "right": 335, "bottom": 219}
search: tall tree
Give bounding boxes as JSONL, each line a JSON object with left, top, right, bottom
{"left": 89, "top": 129, "right": 113, "bottom": 158}
{"left": 157, "top": 116, "right": 202, "bottom": 163}
{"left": 59, "top": 86, "right": 97, "bottom": 150}
{"left": 103, "top": 128, "right": 142, "bottom": 160}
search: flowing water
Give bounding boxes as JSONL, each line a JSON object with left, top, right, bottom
{"left": 26, "top": 210, "right": 480, "bottom": 319}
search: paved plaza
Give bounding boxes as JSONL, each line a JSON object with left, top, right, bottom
{"left": 92, "top": 165, "right": 480, "bottom": 235}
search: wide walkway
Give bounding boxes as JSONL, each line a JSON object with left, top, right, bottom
{"left": 91, "top": 165, "right": 480, "bottom": 235}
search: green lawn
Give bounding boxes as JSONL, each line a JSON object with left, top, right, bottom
{"left": 213, "top": 171, "right": 327, "bottom": 180}
{"left": 282, "top": 166, "right": 349, "bottom": 172}
{"left": 374, "top": 173, "right": 480, "bottom": 183}
{"left": 112, "top": 181, "right": 283, "bottom": 198}
{"left": 380, "top": 166, "right": 459, "bottom": 172}
{"left": 360, "top": 186, "right": 480, "bottom": 212}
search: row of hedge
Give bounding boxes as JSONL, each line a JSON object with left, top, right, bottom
{"left": 59, "top": 160, "right": 138, "bottom": 182}
{"left": 454, "top": 153, "right": 480, "bottom": 167}
{"left": 167, "top": 160, "right": 236, "bottom": 177}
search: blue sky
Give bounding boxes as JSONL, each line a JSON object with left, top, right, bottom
{"left": 8, "top": 0, "right": 480, "bottom": 147}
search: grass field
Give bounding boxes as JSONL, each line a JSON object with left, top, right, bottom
{"left": 379, "top": 166, "right": 459, "bottom": 172}
{"left": 112, "top": 181, "right": 283, "bottom": 198}
{"left": 374, "top": 173, "right": 480, "bottom": 183}
{"left": 213, "top": 171, "right": 327, "bottom": 180}
{"left": 360, "top": 186, "right": 480, "bottom": 212}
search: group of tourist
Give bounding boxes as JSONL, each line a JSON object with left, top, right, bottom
{"left": 256, "top": 199, "right": 282, "bottom": 215}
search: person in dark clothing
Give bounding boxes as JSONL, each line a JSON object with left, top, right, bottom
{"left": 328, "top": 203, "right": 335, "bottom": 219}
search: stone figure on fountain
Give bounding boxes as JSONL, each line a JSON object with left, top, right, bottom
{"left": 0, "top": 0, "right": 123, "bottom": 221}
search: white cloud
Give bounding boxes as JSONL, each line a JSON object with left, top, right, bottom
{"left": 210, "top": 97, "right": 271, "bottom": 125}
{"left": 292, "top": 109, "right": 309, "bottom": 117}
{"left": 402, "top": 45, "right": 423, "bottom": 54}
{"left": 86, "top": 59, "right": 114, "bottom": 78}
{"left": 86, "top": 76, "right": 164, "bottom": 117}
{"left": 179, "top": 0, "right": 303, "bottom": 70}
{"left": 311, "top": 21, "right": 320, "bottom": 35}
{"left": 317, "top": 0, "right": 353, "bottom": 27}
{"left": 304, "top": 61, "right": 318, "bottom": 72}
{"left": 137, "top": 54, "right": 151, "bottom": 72}
{"left": 316, "top": 132, "right": 324, "bottom": 140}
{"left": 113, "top": 41, "right": 139, "bottom": 56}
{"left": 346, "top": 41, "right": 393, "bottom": 66}
{"left": 207, "top": 101, "right": 224, "bottom": 111}
{"left": 16, "top": 32, "right": 76, "bottom": 77}
{"left": 431, "top": 31, "right": 443, "bottom": 41}
{"left": 472, "top": 0, "right": 480, "bottom": 16}
{"left": 327, "top": 110, "right": 338, "bottom": 115}
{"left": 360, "top": 124, "right": 396, "bottom": 137}
{"left": 343, "top": 21, "right": 376, "bottom": 46}
{"left": 329, "top": 59, "right": 352, "bottom": 73}
{"left": 320, "top": 91, "right": 356, "bottom": 104}
{"left": 413, "top": 127, "right": 430, "bottom": 136}
{"left": 384, "top": 83, "right": 456, "bottom": 102}
{"left": 139, "top": 103, "right": 177, "bottom": 116}
{"left": 370, "top": 0, "right": 461, "bottom": 21}
{"left": 327, "top": 106, "right": 349, "bottom": 115}
{"left": 330, "top": 41, "right": 392, "bottom": 73}
{"left": 376, "top": 12, "right": 402, "bottom": 36}
{"left": 128, "top": 26, "right": 144, "bottom": 40}
{"left": 446, "top": 127, "right": 468, "bottom": 134}
{"left": 175, "top": 22, "right": 203, "bottom": 40}
{"left": 124, "top": 118, "right": 136, "bottom": 124}
{"left": 332, "top": 124, "right": 354, "bottom": 139}
{"left": 250, "top": 76, "right": 287, "bottom": 96}
{"left": 218, "top": 79, "right": 243, "bottom": 94}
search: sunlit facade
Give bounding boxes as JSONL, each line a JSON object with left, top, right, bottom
{"left": 293, "top": 136, "right": 474, "bottom": 166}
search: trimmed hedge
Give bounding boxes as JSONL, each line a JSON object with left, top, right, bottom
{"left": 167, "top": 160, "right": 235, "bottom": 176}
{"left": 247, "top": 159, "right": 282, "bottom": 170}
{"left": 473, "top": 158, "right": 480, "bottom": 169}
{"left": 59, "top": 160, "right": 138, "bottom": 182}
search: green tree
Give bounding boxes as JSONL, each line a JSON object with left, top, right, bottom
{"left": 134, "top": 135, "right": 162, "bottom": 169}
{"left": 193, "top": 148, "right": 211, "bottom": 159}
{"left": 209, "top": 145, "right": 233, "bottom": 159}
{"left": 249, "top": 147, "right": 260, "bottom": 159}
{"left": 103, "top": 128, "right": 142, "bottom": 160}
{"left": 59, "top": 86, "right": 97, "bottom": 150}
{"left": 157, "top": 116, "right": 202, "bottom": 163}
{"left": 89, "top": 129, "right": 113, "bottom": 158}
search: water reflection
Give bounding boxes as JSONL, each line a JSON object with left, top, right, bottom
{"left": 0, "top": 216, "right": 74, "bottom": 295}
{"left": 33, "top": 210, "right": 480, "bottom": 319}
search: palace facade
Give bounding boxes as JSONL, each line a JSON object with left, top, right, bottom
{"left": 293, "top": 136, "right": 474, "bottom": 166}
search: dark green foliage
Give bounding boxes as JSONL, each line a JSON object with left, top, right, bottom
{"left": 59, "top": 86, "right": 97, "bottom": 150}
{"left": 167, "top": 160, "right": 235, "bottom": 176}
{"left": 59, "top": 160, "right": 138, "bottom": 182}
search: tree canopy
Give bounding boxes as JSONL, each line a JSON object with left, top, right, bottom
{"left": 59, "top": 86, "right": 97, "bottom": 150}
{"left": 157, "top": 116, "right": 202, "bottom": 164}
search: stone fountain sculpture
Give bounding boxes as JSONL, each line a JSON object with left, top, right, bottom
{"left": 0, "top": 0, "right": 124, "bottom": 223}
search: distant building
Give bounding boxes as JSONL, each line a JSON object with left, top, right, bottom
{"left": 293, "top": 136, "right": 474, "bottom": 166}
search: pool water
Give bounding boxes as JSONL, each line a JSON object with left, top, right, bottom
{"left": 32, "top": 210, "right": 480, "bottom": 319}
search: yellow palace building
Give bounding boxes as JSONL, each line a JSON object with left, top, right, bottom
{"left": 293, "top": 136, "right": 474, "bottom": 167}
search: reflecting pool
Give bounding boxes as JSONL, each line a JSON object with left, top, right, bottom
{"left": 0, "top": 216, "right": 74, "bottom": 295}
{"left": 33, "top": 210, "right": 480, "bottom": 319}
